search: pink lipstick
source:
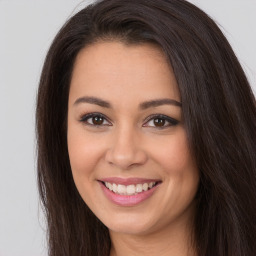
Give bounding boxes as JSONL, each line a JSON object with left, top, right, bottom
{"left": 98, "top": 177, "right": 161, "bottom": 207}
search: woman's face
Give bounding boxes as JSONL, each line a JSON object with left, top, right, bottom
{"left": 67, "top": 41, "right": 199, "bottom": 235}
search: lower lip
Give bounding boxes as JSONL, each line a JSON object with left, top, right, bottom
{"left": 99, "top": 182, "right": 160, "bottom": 207}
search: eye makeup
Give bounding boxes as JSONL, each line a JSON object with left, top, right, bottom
{"left": 143, "top": 114, "right": 179, "bottom": 129}
{"left": 79, "top": 112, "right": 179, "bottom": 130}
{"left": 79, "top": 112, "right": 112, "bottom": 126}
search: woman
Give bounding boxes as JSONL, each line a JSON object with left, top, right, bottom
{"left": 36, "top": 0, "right": 256, "bottom": 255}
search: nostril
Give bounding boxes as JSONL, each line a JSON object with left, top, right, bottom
{"left": 105, "top": 147, "right": 148, "bottom": 170}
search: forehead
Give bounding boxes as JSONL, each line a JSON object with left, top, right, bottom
{"left": 69, "top": 41, "right": 180, "bottom": 105}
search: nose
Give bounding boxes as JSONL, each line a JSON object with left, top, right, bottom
{"left": 104, "top": 127, "right": 148, "bottom": 170}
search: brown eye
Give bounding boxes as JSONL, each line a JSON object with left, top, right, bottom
{"left": 143, "top": 114, "right": 179, "bottom": 129}
{"left": 92, "top": 116, "right": 104, "bottom": 125}
{"left": 153, "top": 118, "right": 166, "bottom": 127}
{"left": 80, "top": 113, "right": 111, "bottom": 126}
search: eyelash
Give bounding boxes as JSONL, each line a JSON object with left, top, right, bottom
{"left": 143, "top": 114, "right": 179, "bottom": 129}
{"left": 79, "top": 112, "right": 111, "bottom": 127}
{"left": 79, "top": 112, "right": 179, "bottom": 129}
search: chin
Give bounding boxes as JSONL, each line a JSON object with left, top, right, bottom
{"left": 99, "top": 211, "right": 161, "bottom": 236}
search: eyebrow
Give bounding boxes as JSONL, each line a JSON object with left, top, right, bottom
{"left": 139, "top": 98, "right": 182, "bottom": 109}
{"left": 73, "top": 96, "right": 182, "bottom": 109}
{"left": 73, "top": 96, "right": 111, "bottom": 108}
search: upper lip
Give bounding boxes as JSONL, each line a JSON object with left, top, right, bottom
{"left": 98, "top": 177, "right": 162, "bottom": 186}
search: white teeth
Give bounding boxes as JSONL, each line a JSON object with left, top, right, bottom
{"left": 112, "top": 183, "right": 117, "bottom": 193}
{"left": 127, "top": 185, "right": 136, "bottom": 195}
{"left": 149, "top": 182, "right": 154, "bottom": 188}
{"left": 136, "top": 184, "right": 143, "bottom": 193}
{"left": 142, "top": 183, "right": 148, "bottom": 191}
{"left": 117, "top": 184, "right": 126, "bottom": 195}
{"left": 104, "top": 181, "right": 157, "bottom": 195}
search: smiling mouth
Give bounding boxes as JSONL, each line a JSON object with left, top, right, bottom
{"left": 101, "top": 181, "right": 160, "bottom": 196}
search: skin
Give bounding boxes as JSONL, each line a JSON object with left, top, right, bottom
{"left": 67, "top": 41, "right": 199, "bottom": 256}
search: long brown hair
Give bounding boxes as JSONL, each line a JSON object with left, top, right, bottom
{"left": 36, "top": 0, "right": 256, "bottom": 255}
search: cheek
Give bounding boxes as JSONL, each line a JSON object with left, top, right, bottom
{"left": 67, "top": 126, "right": 106, "bottom": 209}
{"left": 152, "top": 130, "right": 195, "bottom": 174}
{"left": 153, "top": 131, "right": 199, "bottom": 218}
{"left": 67, "top": 124, "right": 104, "bottom": 182}
{"left": 150, "top": 129, "right": 199, "bottom": 201}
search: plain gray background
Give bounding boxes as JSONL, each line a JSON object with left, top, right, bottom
{"left": 0, "top": 1, "right": 255, "bottom": 256}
